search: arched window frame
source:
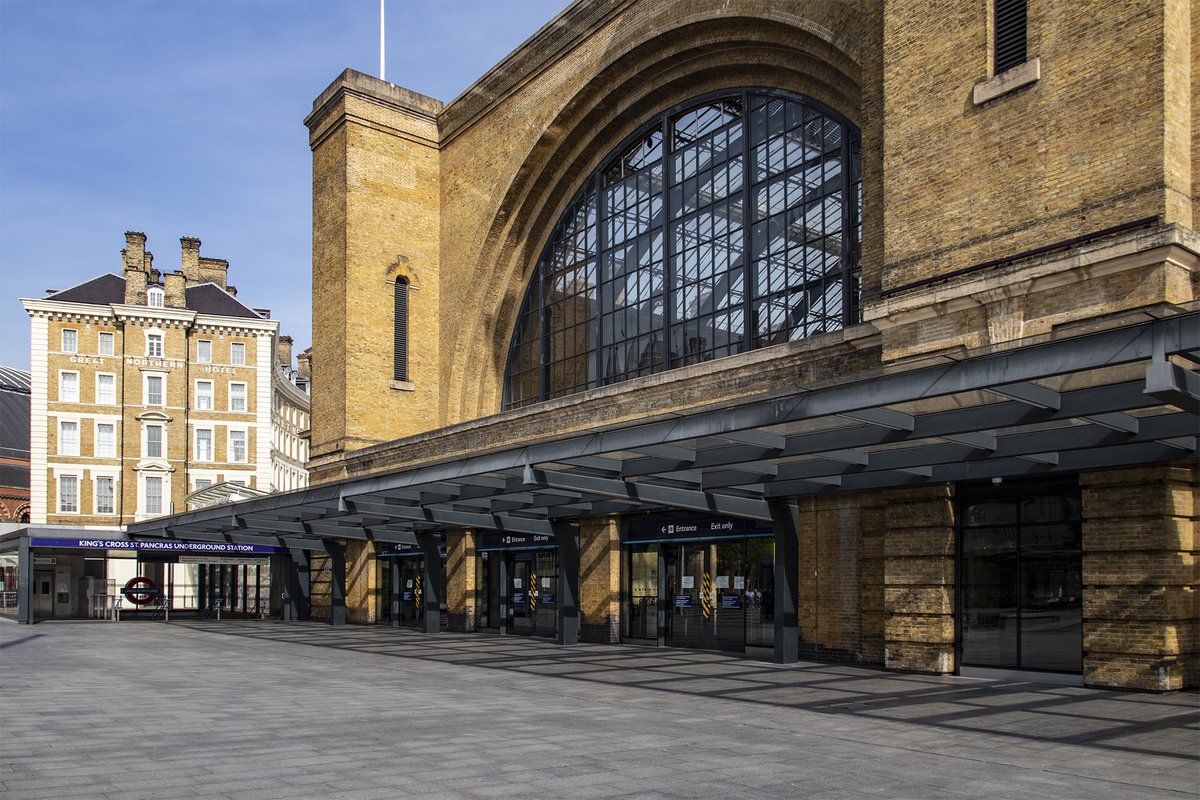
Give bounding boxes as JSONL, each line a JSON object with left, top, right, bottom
{"left": 386, "top": 258, "right": 419, "bottom": 389}
{"left": 503, "top": 88, "right": 862, "bottom": 410}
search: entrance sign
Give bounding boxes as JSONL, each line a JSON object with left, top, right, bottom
{"left": 479, "top": 532, "right": 554, "bottom": 550}
{"left": 624, "top": 517, "right": 772, "bottom": 542}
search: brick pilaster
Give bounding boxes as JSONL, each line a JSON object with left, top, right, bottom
{"left": 445, "top": 528, "right": 478, "bottom": 632}
{"left": 882, "top": 484, "right": 955, "bottom": 673}
{"left": 345, "top": 540, "right": 379, "bottom": 624}
{"left": 579, "top": 514, "right": 620, "bottom": 643}
{"left": 1082, "top": 463, "right": 1198, "bottom": 691}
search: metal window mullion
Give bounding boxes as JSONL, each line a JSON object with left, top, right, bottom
{"left": 592, "top": 173, "right": 604, "bottom": 389}
{"left": 741, "top": 90, "right": 755, "bottom": 353}
{"left": 661, "top": 111, "right": 675, "bottom": 372}
{"left": 840, "top": 128, "right": 855, "bottom": 328}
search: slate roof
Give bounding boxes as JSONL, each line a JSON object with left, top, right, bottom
{"left": 42, "top": 275, "right": 263, "bottom": 319}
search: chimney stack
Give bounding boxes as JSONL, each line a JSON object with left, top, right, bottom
{"left": 297, "top": 347, "right": 312, "bottom": 380}
{"left": 180, "top": 237, "right": 202, "bottom": 283}
{"left": 276, "top": 335, "right": 294, "bottom": 367}
{"left": 164, "top": 271, "right": 187, "bottom": 308}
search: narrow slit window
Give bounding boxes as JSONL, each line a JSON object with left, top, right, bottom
{"left": 994, "top": 0, "right": 1027, "bottom": 74}
{"left": 393, "top": 279, "right": 409, "bottom": 382}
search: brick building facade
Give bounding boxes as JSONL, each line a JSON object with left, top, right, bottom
{"left": 126, "top": 0, "right": 1197, "bottom": 691}
{"left": 21, "top": 232, "right": 310, "bottom": 527}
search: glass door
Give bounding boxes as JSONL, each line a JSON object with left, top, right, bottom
{"left": 665, "top": 544, "right": 707, "bottom": 648}
{"left": 744, "top": 537, "right": 774, "bottom": 648}
{"left": 959, "top": 481, "right": 1082, "bottom": 673}
{"left": 398, "top": 558, "right": 423, "bottom": 627}
{"left": 711, "top": 540, "right": 746, "bottom": 652}
{"left": 622, "top": 544, "right": 658, "bottom": 640}
{"left": 531, "top": 550, "right": 558, "bottom": 637}
{"left": 508, "top": 554, "right": 533, "bottom": 634}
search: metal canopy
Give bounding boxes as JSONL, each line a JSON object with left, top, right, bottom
{"left": 127, "top": 311, "right": 1200, "bottom": 549}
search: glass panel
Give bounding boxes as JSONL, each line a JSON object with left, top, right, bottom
{"left": 711, "top": 540, "right": 746, "bottom": 652}
{"left": 1019, "top": 525, "right": 1082, "bottom": 672}
{"left": 960, "top": 527, "right": 1018, "bottom": 667}
{"left": 509, "top": 555, "right": 532, "bottom": 634}
{"left": 744, "top": 538, "right": 775, "bottom": 648}
{"left": 624, "top": 545, "right": 658, "bottom": 640}
{"left": 666, "top": 544, "right": 706, "bottom": 648}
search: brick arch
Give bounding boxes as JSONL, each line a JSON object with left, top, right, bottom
{"left": 443, "top": 5, "right": 865, "bottom": 421}
{"left": 384, "top": 256, "right": 420, "bottom": 289}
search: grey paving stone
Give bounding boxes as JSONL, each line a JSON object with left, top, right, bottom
{"left": 2, "top": 619, "right": 1197, "bottom": 800}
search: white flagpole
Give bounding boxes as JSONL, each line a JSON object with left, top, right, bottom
{"left": 380, "top": 0, "right": 386, "bottom": 82}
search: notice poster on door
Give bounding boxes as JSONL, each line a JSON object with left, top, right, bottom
{"left": 541, "top": 577, "right": 551, "bottom": 588}
{"left": 733, "top": 576, "right": 745, "bottom": 589}
{"left": 513, "top": 578, "right": 523, "bottom": 588}
{"left": 715, "top": 575, "right": 730, "bottom": 589}
{"left": 681, "top": 576, "right": 695, "bottom": 589}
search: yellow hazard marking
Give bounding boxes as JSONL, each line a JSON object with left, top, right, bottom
{"left": 414, "top": 574, "right": 423, "bottom": 611}
{"left": 530, "top": 573, "right": 538, "bottom": 612}
{"left": 701, "top": 571, "right": 713, "bottom": 620}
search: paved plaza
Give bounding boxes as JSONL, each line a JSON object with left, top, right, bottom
{"left": 1, "top": 619, "right": 1196, "bottom": 799}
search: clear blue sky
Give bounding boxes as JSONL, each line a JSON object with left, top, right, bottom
{"left": 0, "top": 0, "right": 568, "bottom": 371}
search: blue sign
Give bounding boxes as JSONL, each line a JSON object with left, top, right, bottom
{"left": 511, "top": 591, "right": 527, "bottom": 605}
{"left": 542, "top": 593, "right": 555, "bottom": 605}
{"left": 674, "top": 595, "right": 694, "bottom": 607}
{"left": 402, "top": 591, "right": 414, "bottom": 601}
{"left": 719, "top": 593, "right": 742, "bottom": 609}
{"left": 30, "top": 537, "right": 286, "bottom": 554}
{"left": 377, "top": 542, "right": 443, "bottom": 558}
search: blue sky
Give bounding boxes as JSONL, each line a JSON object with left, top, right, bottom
{"left": 0, "top": 0, "right": 568, "bottom": 371}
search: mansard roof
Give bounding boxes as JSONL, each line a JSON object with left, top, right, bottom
{"left": 43, "top": 274, "right": 263, "bottom": 319}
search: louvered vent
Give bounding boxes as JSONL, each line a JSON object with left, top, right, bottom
{"left": 394, "top": 280, "right": 409, "bottom": 382}
{"left": 994, "top": 0, "right": 1027, "bottom": 74}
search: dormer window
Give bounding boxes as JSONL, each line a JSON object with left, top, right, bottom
{"left": 147, "top": 286, "right": 165, "bottom": 308}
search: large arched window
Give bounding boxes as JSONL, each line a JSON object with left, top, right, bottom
{"left": 504, "top": 89, "right": 861, "bottom": 409}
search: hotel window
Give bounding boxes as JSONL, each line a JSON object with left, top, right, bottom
{"left": 144, "top": 476, "right": 163, "bottom": 515}
{"left": 196, "top": 428, "right": 213, "bottom": 462}
{"left": 230, "top": 342, "right": 245, "bottom": 365}
{"left": 994, "top": 0, "right": 1027, "bottom": 74}
{"left": 96, "top": 423, "right": 115, "bottom": 457}
{"left": 95, "top": 476, "right": 115, "bottom": 515}
{"left": 147, "top": 332, "right": 163, "bottom": 357}
{"left": 59, "top": 420, "right": 79, "bottom": 456}
{"left": 229, "top": 382, "right": 247, "bottom": 412}
{"left": 59, "top": 371, "right": 79, "bottom": 403}
{"left": 58, "top": 475, "right": 79, "bottom": 514}
{"left": 98, "top": 331, "right": 115, "bottom": 356}
{"left": 229, "top": 429, "right": 247, "bottom": 463}
{"left": 197, "top": 339, "right": 212, "bottom": 363}
{"left": 145, "top": 374, "right": 164, "bottom": 406}
{"left": 393, "top": 279, "right": 409, "bottom": 382}
{"left": 96, "top": 373, "right": 116, "bottom": 405}
{"left": 61, "top": 328, "right": 78, "bottom": 353}
{"left": 147, "top": 286, "right": 165, "bottom": 308}
{"left": 195, "top": 380, "right": 213, "bottom": 410}
{"left": 145, "top": 424, "right": 164, "bottom": 458}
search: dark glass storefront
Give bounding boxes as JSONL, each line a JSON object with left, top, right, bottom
{"left": 477, "top": 533, "right": 558, "bottom": 638}
{"left": 622, "top": 515, "right": 775, "bottom": 654}
{"left": 379, "top": 542, "right": 446, "bottom": 629}
{"left": 958, "top": 478, "right": 1083, "bottom": 674}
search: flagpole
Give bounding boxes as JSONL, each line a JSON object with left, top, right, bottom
{"left": 380, "top": 0, "right": 386, "bottom": 82}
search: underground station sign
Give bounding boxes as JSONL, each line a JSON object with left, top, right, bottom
{"left": 121, "top": 576, "right": 161, "bottom": 606}
{"left": 30, "top": 537, "right": 287, "bottom": 554}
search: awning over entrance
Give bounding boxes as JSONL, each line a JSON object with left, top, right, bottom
{"left": 125, "top": 310, "right": 1199, "bottom": 548}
